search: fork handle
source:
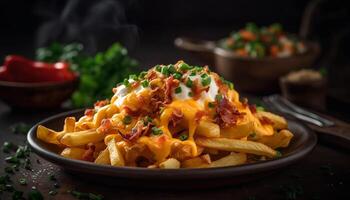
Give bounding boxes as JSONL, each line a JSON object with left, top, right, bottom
{"left": 307, "top": 115, "right": 350, "bottom": 150}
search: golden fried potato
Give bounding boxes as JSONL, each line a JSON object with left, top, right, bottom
{"left": 159, "top": 158, "right": 180, "bottom": 169}
{"left": 61, "top": 147, "right": 85, "bottom": 160}
{"left": 36, "top": 125, "right": 64, "bottom": 145}
{"left": 181, "top": 154, "right": 211, "bottom": 168}
{"left": 107, "top": 138, "right": 125, "bottom": 166}
{"left": 255, "top": 111, "right": 287, "bottom": 130}
{"left": 258, "top": 129, "right": 294, "bottom": 149}
{"left": 220, "top": 120, "right": 254, "bottom": 139}
{"left": 195, "top": 137, "right": 277, "bottom": 158}
{"left": 94, "top": 148, "right": 110, "bottom": 165}
{"left": 204, "top": 153, "right": 247, "bottom": 168}
{"left": 60, "top": 130, "right": 105, "bottom": 147}
{"left": 195, "top": 120, "right": 220, "bottom": 138}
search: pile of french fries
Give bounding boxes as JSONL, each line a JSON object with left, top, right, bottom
{"left": 37, "top": 62, "right": 293, "bottom": 169}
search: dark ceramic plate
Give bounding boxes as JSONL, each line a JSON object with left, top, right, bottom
{"left": 27, "top": 109, "right": 317, "bottom": 189}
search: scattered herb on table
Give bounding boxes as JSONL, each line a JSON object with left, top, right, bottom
{"left": 10, "top": 123, "right": 31, "bottom": 135}
{"left": 280, "top": 184, "right": 303, "bottom": 200}
{"left": 69, "top": 190, "right": 104, "bottom": 200}
{"left": 36, "top": 42, "right": 138, "bottom": 107}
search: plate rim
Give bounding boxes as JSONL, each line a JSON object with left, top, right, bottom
{"left": 27, "top": 109, "right": 317, "bottom": 180}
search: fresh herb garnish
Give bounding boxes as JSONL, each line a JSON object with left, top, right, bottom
{"left": 141, "top": 80, "right": 149, "bottom": 88}
{"left": 215, "top": 94, "right": 223, "bottom": 102}
{"left": 19, "top": 178, "right": 27, "bottom": 185}
{"left": 28, "top": 188, "right": 43, "bottom": 200}
{"left": 36, "top": 42, "right": 138, "bottom": 108}
{"left": 256, "top": 106, "right": 265, "bottom": 111}
{"left": 188, "top": 91, "right": 193, "bottom": 97}
{"left": 161, "top": 66, "right": 170, "bottom": 76}
{"left": 208, "top": 102, "right": 215, "bottom": 108}
{"left": 10, "top": 123, "right": 31, "bottom": 135}
{"left": 151, "top": 127, "right": 163, "bottom": 135}
{"left": 155, "top": 65, "right": 162, "bottom": 72}
{"left": 173, "top": 72, "right": 182, "bottom": 80}
{"left": 122, "top": 116, "right": 132, "bottom": 125}
{"left": 143, "top": 116, "right": 153, "bottom": 125}
{"left": 185, "top": 79, "right": 193, "bottom": 88}
{"left": 179, "top": 63, "right": 192, "bottom": 71}
{"left": 179, "top": 134, "right": 188, "bottom": 141}
{"left": 129, "top": 74, "right": 138, "bottom": 81}
{"left": 201, "top": 74, "right": 211, "bottom": 86}
{"left": 175, "top": 87, "right": 182, "bottom": 94}
{"left": 122, "top": 79, "right": 130, "bottom": 87}
{"left": 275, "top": 150, "right": 282, "bottom": 158}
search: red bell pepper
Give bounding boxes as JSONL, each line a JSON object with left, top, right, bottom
{"left": 0, "top": 55, "right": 76, "bottom": 83}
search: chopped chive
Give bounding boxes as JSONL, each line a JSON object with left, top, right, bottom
{"left": 141, "top": 80, "right": 149, "bottom": 88}
{"left": 275, "top": 151, "right": 282, "bottom": 158}
{"left": 185, "top": 79, "right": 193, "bottom": 88}
{"left": 168, "top": 64, "right": 176, "bottom": 73}
{"left": 179, "top": 134, "right": 188, "bottom": 141}
{"left": 161, "top": 66, "right": 169, "bottom": 76}
{"left": 138, "top": 71, "right": 147, "bottom": 79}
{"left": 208, "top": 102, "right": 215, "bottom": 108}
{"left": 189, "top": 71, "right": 196, "bottom": 76}
{"left": 122, "top": 79, "right": 130, "bottom": 87}
{"left": 122, "top": 116, "right": 132, "bottom": 125}
{"left": 201, "top": 76, "right": 211, "bottom": 86}
{"left": 129, "top": 74, "right": 138, "bottom": 81}
{"left": 151, "top": 127, "right": 163, "bottom": 135}
{"left": 143, "top": 116, "right": 153, "bottom": 125}
{"left": 49, "top": 190, "right": 58, "bottom": 196}
{"left": 175, "top": 87, "right": 182, "bottom": 94}
{"left": 227, "top": 82, "right": 234, "bottom": 90}
{"left": 5, "top": 156, "right": 19, "bottom": 164}
{"left": 155, "top": 65, "right": 162, "bottom": 72}
{"left": 215, "top": 94, "right": 223, "bottom": 102}
{"left": 173, "top": 72, "right": 182, "bottom": 80}
{"left": 19, "top": 178, "right": 27, "bottom": 185}
{"left": 179, "top": 63, "right": 192, "bottom": 71}
{"left": 188, "top": 91, "right": 193, "bottom": 97}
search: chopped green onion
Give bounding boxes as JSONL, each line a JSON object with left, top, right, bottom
{"left": 151, "top": 127, "right": 163, "bottom": 135}
{"left": 161, "top": 66, "right": 169, "bottom": 76}
{"left": 138, "top": 71, "right": 147, "bottom": 79}
{"left": 122, "top": 116, "right": 132, "bottom": 125}
{"left": 179, "top": 63, "right": 192, "bottom": 71}
{"left": 175, "top": 87, "right": 182, "bottom": 94}
{"left": 143, "top": 116, "right": 153, "bottom": 125}
{"left": 208, "top": 102, "right": 215, "bottom": 108}
{"left": 19, "top": 178, "right": 27, "bottom": 185}
{"left": 173, "top": 72, "right": 182, "bottom": 80}
{"left": 275, "top": 151, "right": 282, "bottom": 158}
{"left": 185, "top": 79, "right": 193, "bottom": 88}
{"left": 215, "top": 94, "right": 223, "bottom": 102}
{"left": 179, "top": 134, "right": 188, "bottom": 141}
{"left": 129, "top": 74, "right": 138, "bottom": 81}
{"left": 168, "top": 64, "right": 176, "bottom": 73}
{"left": 188, "top": 91, "right": 193, "bottom": 97}
{"left": 122, "top": 79, "right": 130, "bottom": 87}
{"left": 155, "top": 65, "right": 162, "bottom": 72}
{"left": 141, "top": 80, "right": 149, "bottom": 88}
{"left": 201, "top": 75, "right": 211, "bottom": 86}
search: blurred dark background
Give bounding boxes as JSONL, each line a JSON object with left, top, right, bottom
{"left": 0, "top": 0, "right": 349, "bottom": 104}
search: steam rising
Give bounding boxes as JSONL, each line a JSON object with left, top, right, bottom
{"left": 36, "top": 0, "right": 138, "bottom": 53}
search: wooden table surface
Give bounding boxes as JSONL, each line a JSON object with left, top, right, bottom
{"left": 0, "top": 102, "right": 349, "bottom": 200}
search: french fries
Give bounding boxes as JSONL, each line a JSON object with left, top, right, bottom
{"left": 107, "top": 138, "right": 125, "bottom": 166}
{"left": 204, "top": 153, "right": 247, "bottom": 168}
{"left": 60, "top": 130, "right": 104, "bottom": 147}
{"left": 37, "top": 61, "right": 294, "bottom": 169}
{"left": 195, "top": 137, "right": 277, "bottom": 158}
{"left": 195, "top": 120, "right": 220, "bottom": 138}
{"left": 159, "top": 158, "right": 180, "bottom": 169}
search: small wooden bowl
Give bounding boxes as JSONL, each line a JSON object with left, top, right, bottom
{"left": 175, "top": 37, "right": 320, "bottom": 93}
{"left": 0, "top": 76, "right": 79, "bottom": 109}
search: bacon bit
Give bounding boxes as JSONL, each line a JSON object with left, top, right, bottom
{"left": 131, "top": 81, "right": 140, "bottom": 89}
{"left": 259, "top": 116, "right": 274, "bottom": 125}
{"left": 169, "top": 108, "right": 184, "bottom": 127}
{"left": 119, "top": 121, "right": 151, "bottom": 142}
{"left": 164, "top": 76, "right": 179, "bottom": 104}
{"left": 82, "top": 143, "right": 96, "bottom": 162}
{"left": 157, "top": 135, "right": 167, "bottom": 144}
{"left": 97, "top": 119, "right": 112, "bottom": 133}
{"left": 216, "top": 97, "right": 243, "bottom": 128}
{"left": 195, "top": 110, "right": 207, "bottom": 123}
{"left": 249, "top": 104, "right": 257, "bottom": 113}
{"left": 94, "top": 99, "right": 109, "bottom": 108}
{"left": 84, "top": 109, "right": 95, "bottom": 117}
{"left": 146, "top": 70, "right": 157, "bottom": 80}
{"left": 215, "top": 75, "right": 229, "bottom": 94}
{"left": 112, "top": 87, "right": 118, "bottom": 93}
{"left": 192, "top": 79, "right": 209, "bottom": 100}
